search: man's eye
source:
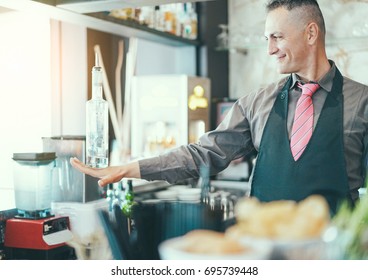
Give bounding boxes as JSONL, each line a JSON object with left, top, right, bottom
{"left": 270, "top": 34, "right": 282, "bottom": 40}
{"left": 265, "top": 35, "right": 282, "bottom": 41}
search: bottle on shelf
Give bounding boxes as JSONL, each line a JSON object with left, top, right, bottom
{"left": 175, "top": 4, "right": 184, "bottom": 37}
{"left": 187, "top": 3, "right": 198, "bottom": 40}
{"left": 108, "top": 3, "right": 198, "bottom": 41}
{"left": 154, "top": 5, "right": 164, "bottom": 32}
{"left": 182, "top": 3, "right": 191, "bottom": 39}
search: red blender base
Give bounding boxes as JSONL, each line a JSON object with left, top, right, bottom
{"left": 4, "top": 216, "right": 72, "bottom": 250}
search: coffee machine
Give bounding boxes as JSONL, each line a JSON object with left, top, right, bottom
{"left": 4, "top": 152, "right": 74, "bottom": 260}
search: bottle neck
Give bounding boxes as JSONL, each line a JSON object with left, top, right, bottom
{"left": 126, "top": 180, "right": 133, "bottom": 193}
{"left": 92, "top": 66, "right": 103, "bottom": 99}
{"left": 92, "top": 82, "right": 103, "bottom": 99}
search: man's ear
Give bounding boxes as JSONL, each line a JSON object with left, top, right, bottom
{"left": 306, "top": 22, "right": 319, "bottom": 45}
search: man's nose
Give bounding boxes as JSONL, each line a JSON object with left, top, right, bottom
{"left": 267, "top": 40, "right": 277, "bottom": 55}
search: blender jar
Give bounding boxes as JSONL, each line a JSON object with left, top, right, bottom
{"left": 12, "top": 152, "right": 56, "bottom": 218}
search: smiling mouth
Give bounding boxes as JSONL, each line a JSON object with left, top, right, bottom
{"left": 276, "top": 57, "right": 286, "bottom": 65}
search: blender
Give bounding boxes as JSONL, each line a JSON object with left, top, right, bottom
{"left": 12, "top": 152, "right": 56, "bottom": 218}
{"left": 4, "top": 152, "right": 74, "bottom": 259}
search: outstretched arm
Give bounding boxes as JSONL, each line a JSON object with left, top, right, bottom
{"left": 69, "top": 157, "right": 141, "bottom": 187}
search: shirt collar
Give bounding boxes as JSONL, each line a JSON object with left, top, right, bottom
{"left": 289, "top": 60, "right": 336, "bottom": 92}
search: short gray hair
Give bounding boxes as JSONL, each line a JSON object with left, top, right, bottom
{"left": 266, "top": 0, "right": 325, "bottom": 35}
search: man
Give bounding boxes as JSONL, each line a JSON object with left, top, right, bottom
{"left": 71, "top": 0, "right": 368, "bottom": 214}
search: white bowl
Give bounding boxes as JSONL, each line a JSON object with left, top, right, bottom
{"left": 155, "top": 190, "right": 178, "bottom": 200}
{"left": 158, "top": 235, "right": 272, "bottom": 260}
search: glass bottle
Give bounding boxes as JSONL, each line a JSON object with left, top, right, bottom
{"left": 154, "top": 6, "right": 164, "bottom": 31}
{"left": 122, "top": 179, "right": 136, "bottom": 219}
{"left": 122, "top": 179, "right": 137, "bottom": 234}
{"left": 182, "top": 3, "right": 192, "bottom": 39}
{"left": 187, "top": 3, "right": 198, "bottom": 40}
{"left": 86, "top": 53, "right": 109, "bottom": 168}
{"left": 216, "top": 24, "right": 229, "bottom": 50}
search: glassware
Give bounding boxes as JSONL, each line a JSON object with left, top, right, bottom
{"left": 216, "top": 24, "right": 229, "bottom": 50}
{"left": 12, "top": 152, "right": 56, "bottom": 217}
{"left": 86, "top": 54, "right": 109, "bottom": 168}
{"left": 197, "top": 165, "right": 211, "bottom": 205}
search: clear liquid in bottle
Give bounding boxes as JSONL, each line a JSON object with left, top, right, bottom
{"left": 86, "top": 53, "right": 109, "bottom": 168}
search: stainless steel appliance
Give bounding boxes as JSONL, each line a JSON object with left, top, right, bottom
{"left": 42, "top": 136, "right": 103, "bottom": 203}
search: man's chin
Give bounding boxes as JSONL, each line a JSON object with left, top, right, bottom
{"left": 276, "top": 66, "right": 291, "bottom": 75}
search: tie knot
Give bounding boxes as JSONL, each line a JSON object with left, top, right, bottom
{"left": 297, "top": 82, "right": 320, "bottom": 97}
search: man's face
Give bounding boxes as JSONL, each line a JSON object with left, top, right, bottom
{"left": 264, "top": 7, "right": 309, "bottom": 75}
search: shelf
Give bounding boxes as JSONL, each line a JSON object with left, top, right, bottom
{"left": 53, "top": 0, "right": 215, "bottom": 14}
{"left": 0, "top": 0, "right": 202, "bottom": 47}
{"left": 87, "top": 12, "right": 201, "bottom": 47}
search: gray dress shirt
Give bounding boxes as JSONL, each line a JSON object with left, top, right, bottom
{"left": 139, "top": 61, "right": 368, "bottom": 201}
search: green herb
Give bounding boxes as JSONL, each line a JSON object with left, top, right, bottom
{"left": 332, "top": 192, "right": 368, "bottom": 259}
{"left": 121, "top": 180, "right": 137, "bottom": 219}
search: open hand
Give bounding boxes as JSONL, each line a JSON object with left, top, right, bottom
{"left": 69, "top": 157, "right": 140, "bottom": 187}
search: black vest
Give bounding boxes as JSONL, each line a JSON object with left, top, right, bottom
{"left": 251, "top": 69, "right": 350, "bottom": 214}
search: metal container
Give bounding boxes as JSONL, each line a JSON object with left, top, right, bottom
{"left": 42, "top": 136, "right": 102, "bottom": 203}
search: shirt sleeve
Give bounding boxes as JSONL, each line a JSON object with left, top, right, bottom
{"left": 139, "top": 99, "right": 256, "bottom": 183}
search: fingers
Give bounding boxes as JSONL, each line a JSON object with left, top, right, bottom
{"left": 97, "top": 179, "right": 105, "bottom": 187}
{"left": 70, "top": 157, "right": 89, "bottom": 173}
{"left": 69, "top": 157, "right": 82, "bottom": 168}
{"left": 70, "top": 157, "right": 122, "bottom": 187}
{"left": 98, "top": 170, "right": 125, "bottom": 187}
{"left": 69, "top": 157, "right": 103, "bottom": 178}
{"left": 98, "top": 175, "right": 113, "bottom": 187}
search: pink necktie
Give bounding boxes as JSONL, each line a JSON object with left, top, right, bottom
{"left": 290, "top": 82, "right": 320, "bottom": 161}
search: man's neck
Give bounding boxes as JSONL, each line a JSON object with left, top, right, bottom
{"left": 296, "top": 58, "right": 331, "bottom": 82}
{"left": 299, "top": 49, "right": 331, "bottom": 82}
